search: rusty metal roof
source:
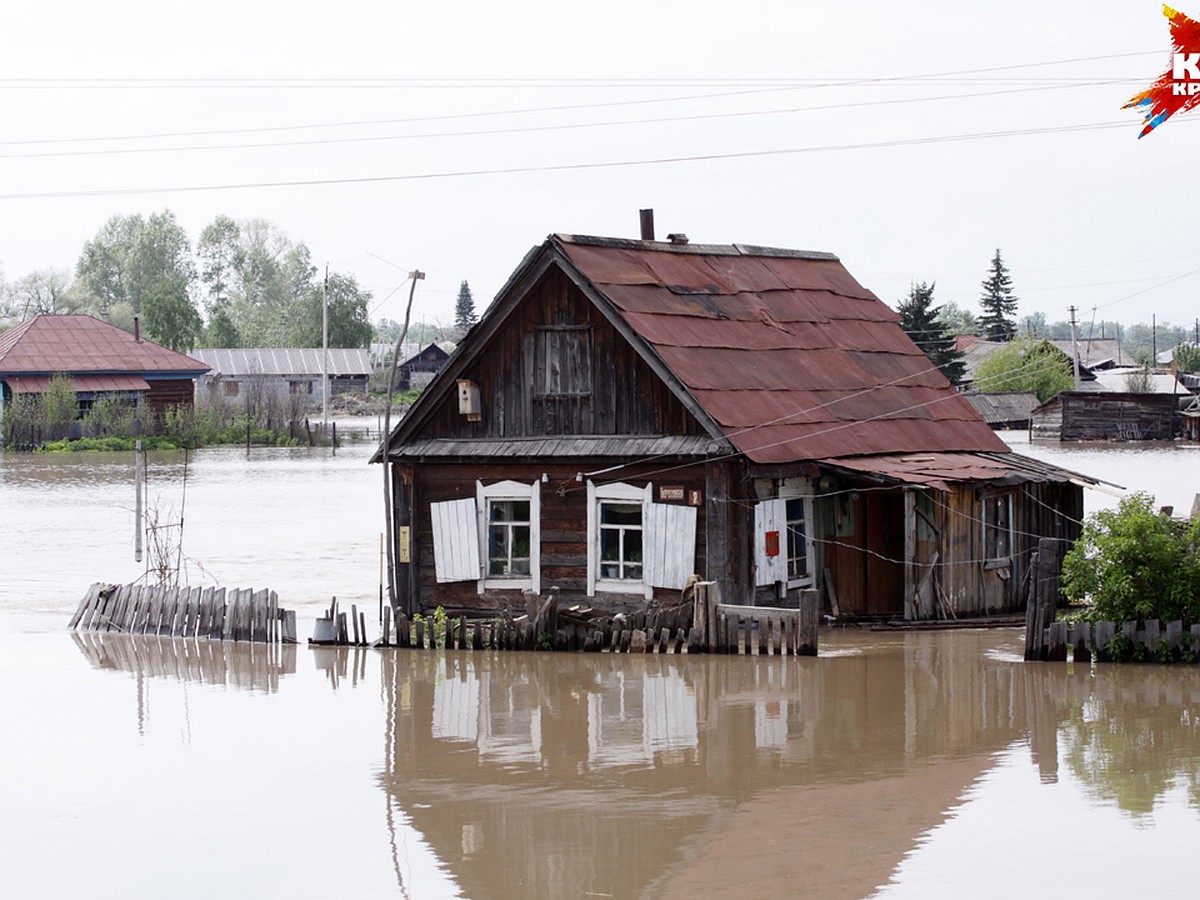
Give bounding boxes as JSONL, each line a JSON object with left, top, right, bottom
{"left": 555, "top": 235, "right": 1008, "bottom": 465}
{"left": 7, "top": 373, "right": 151, "bottom": 394}
{"left": 0, "top": 315, "right": 208, "bottom": 376}
{"left": 818, "top": 450, "right": 1103, "bottom": 492}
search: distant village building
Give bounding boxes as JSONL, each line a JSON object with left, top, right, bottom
{"left": 1031, "top": 391, "right": 1186, "bottom": 441}
{"left": 396, "top": 343, "right": 451, "bottom": 391}
{"left": 189, "top": 348, "right": 373, "bottom": 400}
{"left": 963, "top": 392, "right": 1039, "bottom": 430}
{"left": 0, "top": 314, "right": 208, "bottom": 434}
{"left": 377, "top": 233, "right": 1099, "bottom": 623}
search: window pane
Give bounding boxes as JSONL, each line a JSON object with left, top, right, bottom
{"left": 511, "top": 525, "right": 530, "bottom": 559}
{"left": 625, "top": 529, "right": 642, "bottom": 563}
{"left": 490, "top": 500, "right": 529, "bottom": 523}
{"left": 600, "top": 528, "right": 620, "bottom": 561}
{"left": 601, "top": 502, "right": 641, "bottom": 526}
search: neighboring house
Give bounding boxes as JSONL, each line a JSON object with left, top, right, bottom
{"left": 961, "top": 338, "right": 1131, "bottom": 391}
{"left": 376, "top": 234, "right": 1096, "bottom": 622}
{"left": 1031, "top": 391, "right": 1184, "bottom": 441}
{"left": 0, "top": 314, "right": 208, "bottom": 433}
{"left": 189, "top": 348, "right": 373, "bottom": 400}
{"left": 963, "top": 392, "right": 1039, "bottom": 430}
{"left": 396, "top": 343, "right": 451, "bottom": 391}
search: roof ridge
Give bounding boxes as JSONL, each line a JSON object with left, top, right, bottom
{"left": 552, "top": 233, "right": 838, "bottom": 261}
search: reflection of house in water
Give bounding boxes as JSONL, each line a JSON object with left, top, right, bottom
{"left": 376, "top": 635, "right": 1113, "bottom": 899}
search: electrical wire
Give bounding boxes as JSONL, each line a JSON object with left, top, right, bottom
{"left": 0, "top": 118, "right": 1149, "bottom": 202}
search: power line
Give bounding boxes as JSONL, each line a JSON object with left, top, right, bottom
{"left": 0, "top": 118, "right": 1142, "bottom": 202}
{"left": 0, "top": 81, "right": 1125, "bottom": 162}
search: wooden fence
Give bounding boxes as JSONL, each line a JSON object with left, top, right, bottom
{"left": 69, "top": 582, "right": 297, "bottom": 644}
{"left": 373, "top": 581, "right": 818, "bottom": 656}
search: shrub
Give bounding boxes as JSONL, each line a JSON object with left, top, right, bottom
{"left": 1062, "top": 493, "right": 1200, "bottom": 625}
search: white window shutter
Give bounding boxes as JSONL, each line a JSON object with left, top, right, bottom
{"left": 529, "top": 481, "right": 541, "bottom": 595}
{"left": 754, "top": 498, "right": 787, "bottom": 587}
{"left": 431, "top": 497, "right": 481, "bottom": 583}
{"left": 645, "top": 502, "right": 698, "bottom": 590}
{"left": 586, "top": 480, "right": 597, "bottom": 597}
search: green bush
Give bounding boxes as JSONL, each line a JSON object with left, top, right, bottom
{"left": 1062, "top": 493, "right": 1200, "bottom": 625}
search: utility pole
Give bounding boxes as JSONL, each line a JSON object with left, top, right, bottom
{"left": 322, "top": 265, "right": 329, "bottom": 433}
{"left": 383, "top": 269, "right": 425, "bottom": 615}
{"left": 1152, "top": 313, "right": 1157, "bottom": 367}
{"left": 1068, "top": 305, "right": 1081, "bottom": 390}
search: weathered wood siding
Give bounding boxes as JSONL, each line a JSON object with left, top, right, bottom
{"left": 421, "top": 269, "right": 707, "bottom": 440}
{"left": 1033, "top": 392, "right": 1180, "bottom": 442}
{"left": 401, "top": 461, "right": 710, "bottom": 616}
{"left": 937, "top": 481, "right": 1081, "bottom": 617}
{"left": 145, "top": 378, "right": 197, "bottom": 417}
{"left": 817, "top": 480, "right": 1082, "bottom": 619}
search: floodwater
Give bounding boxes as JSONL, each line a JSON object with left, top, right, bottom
{"left": 2, "top": 432, "right": 1199, "bottom": 898}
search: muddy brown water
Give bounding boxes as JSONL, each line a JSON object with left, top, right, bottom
{"left": 2, "top": 432, "right": 1199, "bottom": 898}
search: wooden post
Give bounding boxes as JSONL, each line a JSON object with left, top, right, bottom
{"left": 903, "top": 489, "right": 917, "bottom": 621}
{"left": 797, "top": 590, "right": 818, "bottom": 656}
{"left": 1024, "top": 539, "right": 1061, "bottom": 661}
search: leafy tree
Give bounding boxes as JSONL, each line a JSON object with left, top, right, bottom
{"left": 936, "top": 300, "right": 977, "bottom": 337}
{"left": 896, "top": 281, "right": 965, "bottom": 384}
{"left": 8, "top": 268, "right": 78, "bottom": 319}
{"left": 196, "top": 214, "right": 242, "bottom": 317}
{"left": 1019, "top": 311, "right": 1047, "bottom": 337}
{"left": 973, "top": 337, "right": 1073, "bottom": 402}
{"left": 1063, "top": 493, "right": 1200, "bottom": 626}
{"left": 224, "top": 220, "right": 316, "bottom": 346}
{"left": 292, "top": 271, "right": 373, "bottom": 348}
{"left": 75, "top": 211, "right": 196, "bottom": 319}
{"left": 142, "top": 274, "right": 202, "bottom": 351}
{"left": 1172, "top": 342, "right": 1200, "bottom": 373}
{"left": 978, "top": 249, "right": 1019, "bottom": 342}
{"left": 204, "top": 308, "right": 241, "bottom": 348}
{"left": 454, "top": 280, "right": 478, "bottom": 333}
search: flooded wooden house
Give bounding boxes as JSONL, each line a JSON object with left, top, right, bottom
{"left": 0, "top": 314, "right": 208, "bottom": 434}
{"left": 1030, "top": 391, "right": 1183, "bottom": 442}
{"left": 376, "top": 233, "right": 1096, "bottom": 622}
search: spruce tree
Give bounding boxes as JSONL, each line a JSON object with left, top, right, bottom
{"left": 897, "top": 281, "right": 966, "bottom": 385}
{"left": 454, "top": 280, "right": 478, "bottom": 333}
{"left": 978, "top": 249, "right": 1019, "bottom": 342}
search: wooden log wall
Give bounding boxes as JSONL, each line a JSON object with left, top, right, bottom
{"left": 69, "top": 582, "right": 298, "bottom": 644}
{"left": 409, "top": 460, "right": 710, "bottom": 616}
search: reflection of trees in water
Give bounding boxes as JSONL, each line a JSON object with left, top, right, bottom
{"left": 1059, "top": 667, "right": 1200, "bottom": 817}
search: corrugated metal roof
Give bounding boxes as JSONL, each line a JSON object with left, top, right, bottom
{"left": 964, "top": 391, "right": 1039, "bottom": 425}
{"left": 189, "top": 347, "right": 373, "bottom": 378}
{"left": 7, "top": 373, "right": 151, "bottom": 394}
{"left": 0, "top": 315, "right": 208, "bottom": 375}
{"left": 819, "top": 450, "right": 1103, "bottom": 492}
{"left": 555, "top": 235, "right": 1007, "bottom": 465}
{"left": 387, "top": 435, "right": 720, "bottom": 460}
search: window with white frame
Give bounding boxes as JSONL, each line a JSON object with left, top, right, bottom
{"left": 754, "top": 478, "right": 814, "bottom": 589}
{"left": 429, "top": 480, "right": 540, "bottom": 592}
{"left": 785, "top": 497, "right": 809, "bottom": 582}
{"left": 486, "top": 499, "right": 531, "bottom": 578}
{"left": 587, "top": 481, "right": 696, "bottom": 597}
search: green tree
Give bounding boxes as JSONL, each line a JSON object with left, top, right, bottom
{"left": 454, "top": 280, "right": 478, "bottom": 333}
{"left": 223, "top": 220, "right": 315, "bottom": 346}
{"left": 142, "top": 274, "right": 202, "bottom": 351}
{"left": 896, "top": 281, "right": 966, "bottom": 385}
{"left": 1172, "top": 342, "right": 1200, "bottom": 373}
{"left": 1063, "top": 493, "right": 1200, "bottom": 626}
{"left": 75, "top": 211, "right": 196, "bottom": 320}
{"left": 204, "top": 308, "right": 241, "bottom": 348}
{"left": 196, "top": 214, "right": 242, "bottom": 318}
{"left": 973, "top": 337, "right": 1073, "bottom": 402}
{"left": 40, "top": 373, "right": 79, "bottom": 441}
{"left": 937, "top": 300, "right": 977, "bottom": 337}
{"left": 978, "top": 249, "right": 1019, "bottom": 342}
{"left": 8, "top": 268, "right": 77, "bottom": 319}
{"left": 293, "top": 271, "right": 373, "bottom": 348}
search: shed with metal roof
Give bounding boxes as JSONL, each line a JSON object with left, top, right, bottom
{"left": 377, "top": 234, "right": 1096, "bottom": 623}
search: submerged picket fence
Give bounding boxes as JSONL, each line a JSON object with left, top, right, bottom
{"left": 69, "top": 582, "right": 297, "bottom": 644}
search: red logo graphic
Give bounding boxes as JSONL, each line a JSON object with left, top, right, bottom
{"left": 1124, "top": 5, "right": 1200, "bottom": 136}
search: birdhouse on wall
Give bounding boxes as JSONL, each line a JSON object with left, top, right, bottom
{"left": 457, "top": 379, "right": 481, "bottom": 422}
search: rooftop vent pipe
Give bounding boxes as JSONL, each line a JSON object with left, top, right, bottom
{"left": 639, "top": 209, "right": 655, "bottom": 241}
{"left": 134, "top": 316, "right": 141, "bottom": 342}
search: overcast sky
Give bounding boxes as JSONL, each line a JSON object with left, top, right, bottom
{"left": 2, "top": 1, "right": 1197, "bottom": 335}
